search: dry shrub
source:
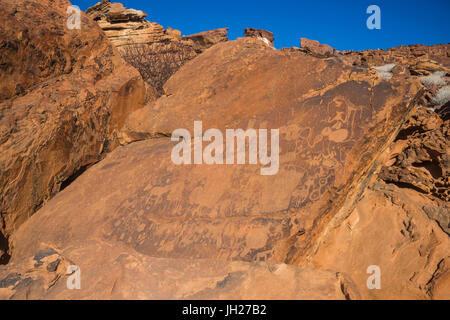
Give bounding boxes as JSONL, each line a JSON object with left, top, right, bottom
{"left": 120, "top": 41, "right": 197, "bottom": 95}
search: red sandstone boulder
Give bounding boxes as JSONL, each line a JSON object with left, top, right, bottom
{"left": 0, "top": 240, "right": 357, "bottom": 299}
{"left": 300, "top": 38, "right": 335, "bottom": 56}
{"left": 181, "top": 28, "right": 230, "bottom": 53}
{"left": 0, "top": 0, "right": 449, "bottom": 301}
{"left": 244, "top": 28, "right": 275, "bottom": 46}
{"left": 6, "top": 35, "right": 447, "bottom": 299}
{"left": 0, "top": 0, "right": 147, "bottom": 263}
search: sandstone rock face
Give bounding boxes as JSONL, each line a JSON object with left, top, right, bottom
{"left": 244, "top": 28, "right": 275, "bottom": 47}
{"left": 344, "top": 44, "right": 450, "bottom": 71}
{"left": 305, "top": 106, "right": 450, "bottom": 299}
{"left": 410, "top": 59, "right": 450, "bottom": 76}
{"left": 300, "top": 38, "right": 335, "bottom": 57}
{"left": 6, "top": 34, "right": 448, "bottom": 299}
{"left": 379, "top": 107, "right": 449, "bottom": 201}
{"left": 306, "top": 181, "right": 449, "bottom": 299}
{"left": 1, "top": 1, "right": 449, "bottom": 300}
{"left": 86, "top": 0, "right": 180, "bottom": 49}
{"left": 300, "top": 74, "right": 450, "bottom": 298}
{"left": 87, "top": 0, "right": 229, "bottom": 54}
{"left": 0, "top": 240, "right": 355, "bottom": 299}
{"left": 182, "top": 28, "right": 230, "bottom": 53}
{"left": 0, "top": 0, "right": 146, "bottom": 263}
{"left": 122, "top": 37, "right": 418, "bottom": 142}
{"left": 87, "top": 1, "right": 229, "bottom": 94}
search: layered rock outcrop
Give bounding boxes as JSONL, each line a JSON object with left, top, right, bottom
{"left": 4, "top": 31, "right": 449, "bottom": 299}
{"left": 301, "top": 100, "right": 449, "bottom": 300}
{"left": 86, "top": 0, "right": 180, "bottom": 49}
{"left": 0, "top": 0, "right": 146, "bottom": 263}
{"left": 343, "top": 44, "right": 450, "bottom": 71}
{"left": 300, "top": 38, "right": 336, "bottom": 57}
{"left": 0, "top": 240, "right": 356, "bottom": 299}
{"left": 379, "top": 107, "right": 449, "bottom": 201}
{"left": 0, "top": 0, "right": 449, "bottom": 300}
{"left": 182, "top": 28, "right": 230, "bottom": 53}
{"left": 86, "top": 1, "right": 229, "bottom": 93}
{"left": 244, "top": 28, "right": 275, "bottom": 47}
{"left": 86, "top": 0, "right": 230, "bottom": 53}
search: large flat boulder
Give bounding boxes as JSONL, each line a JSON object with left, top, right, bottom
{"left": 2, "top": 2, "right": 448, "bottom": 298}
{"left": 0, "top": 239, "right": 356, "bottom": 299}
{"left": 0, "top": 0, "right": 146, "bottom": 263}
{"left": 6, "top": 35, "right": 438, "bottom": 299}
{"left": 307, "top": 181, "right": 450, "bottom": 299}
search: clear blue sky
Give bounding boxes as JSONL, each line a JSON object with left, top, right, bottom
{"left": 76, "top": 0, "right": 450, "bottom": 50}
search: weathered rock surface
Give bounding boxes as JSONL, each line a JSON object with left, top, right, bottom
{"left": 182, "top": 28, "right": 230, "bottom": 53}
{"left": 0, "top": 240, "right": 356, "bottom": 299}
{"left": 410, "top": 59, "right": 450, "bottom": 76}
{"left": 1, "top": 1, "right": 449, "bottom": 300}
{"left": 0, "top": 0, "right": 146, "bottom": 263}
{"left": 244, "top": 28, "right": 274, "bottom": 47}
{"left": 87, "top": 1, "right": 229, "bottom": 94}
{"left": 305, "top": 181, "right": 450, "bottom": 299}
{"left": 87, "top": 0, "right": 229, "bottom": 54}
{"left": 300, "top": 86, "right": 450, "bottom": 299}
{"left": 379, "top": 107, "right": 449, "bottom": 201}
{"left": 300, "top": 38, "right": 335, "bottom": 57}
{"left": 7, "top": 34, "right": 447, "bottom": 299}
{"left": 86, "top": 0, "right": 181, "bottom": 49}
{"left": 121, "top": 37, "right": 418, "bottom": 143}
{"left": 344, "top": 44, "right": 450, "bottom": 71}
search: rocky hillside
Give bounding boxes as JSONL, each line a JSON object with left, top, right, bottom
{"left": 0, "top": 0, "right": 149, "bottom": 265}
{"left": 0, "top": 0, "right": 448, "bottom": 299}
{"left": 85, "top": 0, "right": 231, "bottom": 94}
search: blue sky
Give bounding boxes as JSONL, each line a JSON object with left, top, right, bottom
{"left": 76, "top": 0, "right": 450, "bottom": 50}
